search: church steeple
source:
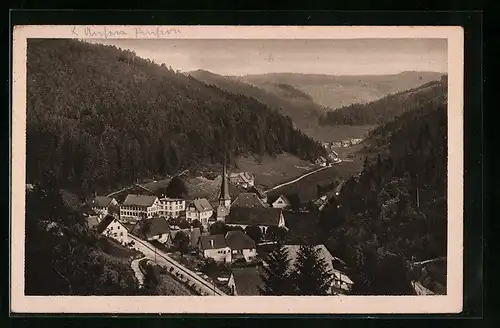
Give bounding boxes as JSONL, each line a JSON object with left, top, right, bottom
{"left": 219, "top": 153, "right": 231, "bottom": 208}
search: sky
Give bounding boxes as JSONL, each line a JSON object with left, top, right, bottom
{"left": 89, "top": 38, "right": 447, "bottom": 76}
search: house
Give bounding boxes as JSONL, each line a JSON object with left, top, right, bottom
{"left": 229, "top": 172, "right": 255, "bottom": 189}
{"left": 198, "top": 234, "right": 231, "bottom": 262}
{"left": 341, "top": 140, "right": 351, "bottom": 147}
{"left": 170, "top": 227, "right": 202, "bottom": 249}
{"left": 158, "top": 197, "right": 186, "bottom": 218}
{"left": 350, "top": 138, "right": 363, "bottom": 145}
{"left": 186, "top": 198, "right": 214, "bottom": 228}
{"left": 80, "top": 205, "right": 101, "bottom": 229}
{"left": 231, "top": 192, "right": 268, "bottom": 209}
{"left": 284, "top": 244, "right": 354, "bottom": 295}
{"left": 315, "top": 156, "right": 327, "bottom": 166}
{"left": 95, "top": 215, "right": 129, "bottom": 245}
{"left": 143, "top": 217, "right": 172, "bottom": 245}
{"left": 228, "top": 267, "right": 263, "bottom": 296}
{"left": 268, "top": 195, "right": 290, "bottom": 209}
{"left": 331, "top": 141, "right": 343, "bottom": 148}
{"left": 89, "top": 196, "right": 118, "bottom": 217}
{"left": 119, "top": 194, "right": 161, "bottom": 222}
{"left": 321, "top": 142, "right": 331, "bottom": 149}
{"left": 225, "top": 230, "right": 257, "bottom": 262}
{"left": 226, "top": 207, "right": 286, "bottom": 235}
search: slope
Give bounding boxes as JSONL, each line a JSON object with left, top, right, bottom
{"left": 26, "top": 39, "right": 326, "bottom": 197}
{"left": 236, "top": 71, "right": 445, "bottom": 110}
{"left": 317, "top": 85, "right": 448, "bottom": 295}
{"left": 319, "top": 75, "right": 447, "bottom": 126}
{"left": 187, "top": 69, "right": 324, "bottom": 132}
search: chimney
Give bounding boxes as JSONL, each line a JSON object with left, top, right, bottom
{"left": 210, "top": 239, "right": 214, "bottom": 248}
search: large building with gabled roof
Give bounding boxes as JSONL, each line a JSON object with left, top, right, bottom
{"left": 119, "top": 194, "right": 160, "bottom": 222}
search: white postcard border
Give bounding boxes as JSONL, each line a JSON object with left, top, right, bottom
{"left": 11, "top": 25, "right": 464, "bottom": 314}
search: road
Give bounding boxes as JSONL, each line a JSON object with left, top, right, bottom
{"left": 264, "top": 159, "right": 343, "bottom": 193}
{"left": 128, "top": 234, "right": 227, "bottom": 296}
{"left": 131, "top": 256, "right": 146, "bottom": 288}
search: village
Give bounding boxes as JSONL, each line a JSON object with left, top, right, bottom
{"left": 75, "top": 157, "right": 355, "bottom": 296}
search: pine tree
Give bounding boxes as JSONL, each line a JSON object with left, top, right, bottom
{"left": 259, "top": 245, "right": 294, "bottom": 295}
{"left": 291, "top": 245, "right": 333, "bottom": 295}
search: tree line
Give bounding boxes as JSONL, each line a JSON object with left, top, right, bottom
{"left": 315, "top": 95, "right": 448, "bottom": 294}
{"left": 318, "top": 76, "right": 447, "bottom": 126}
{"left": 26, "top": 39, "right": 326, "bottom": 198}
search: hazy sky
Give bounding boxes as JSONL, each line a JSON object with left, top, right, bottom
{"left": 90, "top": 38, "right": 447, "bottom": 76}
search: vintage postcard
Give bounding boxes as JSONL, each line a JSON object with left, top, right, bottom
{"left": 11, "top": 25, "right": 463, "bottom": 314}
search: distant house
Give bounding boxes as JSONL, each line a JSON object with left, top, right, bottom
{"left": 89, "top": 196, "right": 118, "bottom": 218}
{"left": 268, "top": 195, "right": 290, "bottom": 209}
{"left": 229, "top": 172, "right": 255, "bottom": 189}
{"left": 119, "top": 194, "right": 161, "bottom": 222}
{"left": 170, "top": 227, "right": 202, "bottom": 249}
{"left": 284, "top": 244, "right": 354, "bottom": 295}
{"left": 158, "top": 197, "right": 186, "bottom": 218}
{"left": 321, "top": 142, "right": 331, "bottom": 149}
{"left": 341, "top": 140, "right": 351, "bottom": 148}
{"left": 231, "top": 192, "right": 268, "bottom": 209}
{"left": 228, "top": 267, "right": 263, "bottom": 296}
{"left": 198, "top": 234, "right": 231, "bottom": 262}
{"left": 225, "top": 230, "right": 257, "bottom": 262}
{"left": 350, "top": 138, "right": 363, "bottom": 145}
{"left": 186, "top": 198, "right": 214, "bottom": 228}
{"left": 95, "top": 215, "right": 129, "bottom": 245}
{"left": 315, "top": 156, "right": 327, "bottom": 166}
{"left": 143, "top": 217, "right": 172, "bottom": 245}
{"left": 331, "top": 141, "right": 343, "bottom": 148}
{"left": 226, "top": 207, "right": 286, "bottom": 235}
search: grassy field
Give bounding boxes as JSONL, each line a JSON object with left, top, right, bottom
{"left": 266, "top": 161, "right": 362, "bottom": 202}
{"left": 236, "top": 153, "right": 318, "bottom": 190}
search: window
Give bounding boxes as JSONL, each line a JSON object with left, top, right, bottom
{"left": 120, "top": 232, "right": 123, "bottom": 236}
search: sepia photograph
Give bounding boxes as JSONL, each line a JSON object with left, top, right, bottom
{"left": 11, "top": 25, "right": 464, "bottom": 314}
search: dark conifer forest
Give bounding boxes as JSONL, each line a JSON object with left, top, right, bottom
{"left": 27, "top": 39, "right": 325, "bottom": 197}
{"left": 317, "top": 84, "right": 448, "bottom": 294}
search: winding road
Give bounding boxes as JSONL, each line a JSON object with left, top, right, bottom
{"left": 128, "top": 234, "right": 227, "bottom": 296}
{"left": 264, "top": 159, "right": 343, "bottom": 193}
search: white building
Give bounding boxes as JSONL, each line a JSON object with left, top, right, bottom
{"left": 96, "top": 216, "right": 129, "bottom": 245}
{"left": 229, "top": 172, "right": 255, "bottom": 189}
{"left": 268, "top": 195, "right": 290, "bottom": 209}
{"left": 186, "top": 198, "right": 213, "bottom": 227}
{"left": 159, "top": 197, "right": 186, "bottom": 218}
{"left": 119, "top": 194, "right": 160, "bottom": 222}
{"left": 198, "top": 234, "right": 231, "bottom": 262}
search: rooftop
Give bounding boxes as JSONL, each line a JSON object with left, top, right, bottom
{"left": 189, "top": 198, "right": 214, "bottom": 213}
{"left": 231, "top": 192, "right": 268, "bottom": 208}
{"left": 122, "top": 194, "right": 158, "bottom": 207}
{"left": 225, "top": 230, "right": 256, "bottom": 250}
{"left": 199, "top": 234, "right": 227, "bottom": 250}
{"left": 144, "top": 217, "right": 171, "bottom": 238}
{"left": 231, "top": 267, "right": 263, "bottom": 296}
{"left": 90, "top": 196, "right": 115, "bottom": 208}
{"left": 226, "top": 207, "right": 283, "bottom": 226}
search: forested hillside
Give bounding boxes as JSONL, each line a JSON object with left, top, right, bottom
{"left": 27, "top": 39, "right": 325, "bottom": 197}
{"left": 317, "top": 86, "right": 447, "bottom": 294}
{"left": 237, "top": 71, "right": 444, "bottom": 109}
{"left": 318, "top": 75, "right": 447, "bottom": 126}
{"left": 25, "top": 173, "right": 139, "bottom": 295}
{"left": 187, "top": 69, "right": 324, "bottom": 132}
